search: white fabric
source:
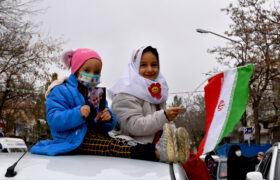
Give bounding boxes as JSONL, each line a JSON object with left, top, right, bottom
{"left": 45, "top": 77, "right": 68, "bottom": 98}
{"left": 235, "top": 150, "right": 242, "bottom": 157}
{"left": 108, "top": 46, "right": 168, "bottom": 104}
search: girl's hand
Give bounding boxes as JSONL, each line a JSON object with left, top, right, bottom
{"left": 80, "top": 105, "right": 90, "bottom": 118}
{"left": 165, "top": 107, "right": 183, "bottom": 121}
{"left": 100, "top": 108, "right": 112, "bottom": 122}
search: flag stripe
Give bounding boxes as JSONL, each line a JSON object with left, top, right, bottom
{"left": 197, "top": 73, "right": 223, "bottom": 156}
{"left": 217, "top": 64, "right": 253, "bottom": 144}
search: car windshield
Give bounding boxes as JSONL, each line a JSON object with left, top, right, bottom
{"left": 219, "top": 161, "right": 227, "bottom": 178}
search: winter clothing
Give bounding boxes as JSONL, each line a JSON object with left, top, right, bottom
{"left": 108, "top": 46, "right": 168, "bottom": 104}
{"left": 111, "top": 93, "right": 169, "bottom": 144}
{"left": 31, "top": 47, "right": 164, "bottom": 163}
{"left": 227, "top": 145, "right": 260, "bottom": 180}
{"left": 109, "top": 46, "right": 193, "bottom": 174}
{"left": 109, "top": 46, "right": 170, "bottom": 143}
{"left": 74, "top": 129, "right": 158, "bottom": 161}
{"left": 62, "top": 48, "right": 102, "bottom": 74}
{"left": 31, "top": 74, "right": 158, "bottom": 162}
{"left": 30, "top": 74, "right": 116, "bottom": 155}
{"left": 44, "top": 76, "right": 68, "bottom": 98}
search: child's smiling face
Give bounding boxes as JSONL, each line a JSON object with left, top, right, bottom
{"left": 78, "top": 58, "right": 102, "bottom": 76}
{"left": 139, "top": 52, "right": 159, "bottom": 81}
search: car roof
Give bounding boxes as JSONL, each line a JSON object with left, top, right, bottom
{"left": 0, "top": 153, "right": 174, "bottom": 180}
{"left": 274, "top": 142, "right": 280, "bottom": 149}
{"left": 200, "top": 155, "right": 220, "bottom": 160}
{"left": 265, "top": 142, "right": 280, "bottom": 153}
{"left": 200, "top": 155, "right": 227, "bottom": 162}
{"left": 218, "top": 158, "right": 227, "bottom": 162}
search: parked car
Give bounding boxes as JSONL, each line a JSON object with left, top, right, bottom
{"left": 0, "top": 138, "right": 189, "bottom": 180}
{"left": 0, "top": 137, "right": 27, "bottom": 153}
{"left": 246, "top": 142, "right": 280, "bottom": 180}
{"left": 200, "top": 155, "right": 227, "bottom": 180}
{"left": 216, "top": 158, "right": 227, "bottom": 180}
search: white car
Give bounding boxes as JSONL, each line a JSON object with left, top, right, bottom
{"left": 0, "top": 137, "right": 27, "bottom": 153}
{"left": 246, "top": 142, "right": 280, "bottom": 180}
{"left": 0, "top": 138, "right": 189, "bottom": 180}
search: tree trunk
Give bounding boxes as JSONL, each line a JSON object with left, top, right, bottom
{"left": 253, "top": 101, "right": 261, "bottom": 143}
{"left": 237, "top": 112, "right": 246, "bottom": 142}
{"left": 0, "top": 89, "right": 9, "bottom": 133}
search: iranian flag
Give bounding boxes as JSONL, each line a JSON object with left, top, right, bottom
{"left": 197, "top": 64, "right": 253, "bottom": 156}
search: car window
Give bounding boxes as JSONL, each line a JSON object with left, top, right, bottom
{"left": 258, "top": 151, "right": 272, "bottom": 179}
{"left": 219, "top": 161, "right": 227, "bottom": 179}
{"left": 275, "top": 151, "right": 280, "bottom": 180}
{"left": 8, "top": 148, "right": 27, "bottom": 152}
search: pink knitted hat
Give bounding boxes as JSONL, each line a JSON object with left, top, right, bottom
{"left": 62, "top": 48, "right": 102, "bottom": 74}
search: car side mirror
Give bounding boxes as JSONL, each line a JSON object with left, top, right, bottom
{"left": 246, "top": 172, "right": 264, "bottom": 180}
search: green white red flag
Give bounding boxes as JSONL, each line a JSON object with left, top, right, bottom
{"left": 197, "top": 64, "right": 253, "bottom": 156}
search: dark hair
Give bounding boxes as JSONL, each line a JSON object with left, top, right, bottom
{"left": 142, "top": 46, "right": 159, "bottom": 61}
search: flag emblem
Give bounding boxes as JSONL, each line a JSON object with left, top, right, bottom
{"left": 218, "top": 100, "right": 225, "bottom": 111}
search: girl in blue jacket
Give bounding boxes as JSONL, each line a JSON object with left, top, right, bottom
{"left": 30, "top": 48, "right": 179, "bottom": 163}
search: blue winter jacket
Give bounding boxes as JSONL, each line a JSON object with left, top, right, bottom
{"left": 30, "top": 74, "right": 117, "bottom": 155}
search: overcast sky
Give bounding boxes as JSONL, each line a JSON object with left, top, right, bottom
{"left": 35, "top": 0, "right": 234, "bottom": 103}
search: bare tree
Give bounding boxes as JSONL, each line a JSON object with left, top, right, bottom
{"left": 0, "top": 0, "right": 65, "bottom": 134}
{"left": 208, "top": 0, "right": 280, "bottom": 143}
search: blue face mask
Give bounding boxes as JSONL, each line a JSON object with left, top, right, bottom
{"left": 77, "top": 72, "right": 101, "bottom": 88}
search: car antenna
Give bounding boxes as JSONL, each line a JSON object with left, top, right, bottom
{"left": 5, "top": 136, "right": 41, "bottom": 177}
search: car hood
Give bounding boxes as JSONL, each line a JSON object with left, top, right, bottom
{"left": 0, "top": 153, "right": 173, "bottom": 180}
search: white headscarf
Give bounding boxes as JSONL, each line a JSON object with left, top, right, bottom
{"left": 108, "top": 46, "right": 168, "bottom": 104}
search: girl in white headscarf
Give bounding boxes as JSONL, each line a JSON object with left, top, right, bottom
{"left": 108, "top": 46, "right": 190, "bottom": 164}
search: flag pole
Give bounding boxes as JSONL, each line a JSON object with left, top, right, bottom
{"left": 191, "top": 63, "right": 256, "bottom": 94}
